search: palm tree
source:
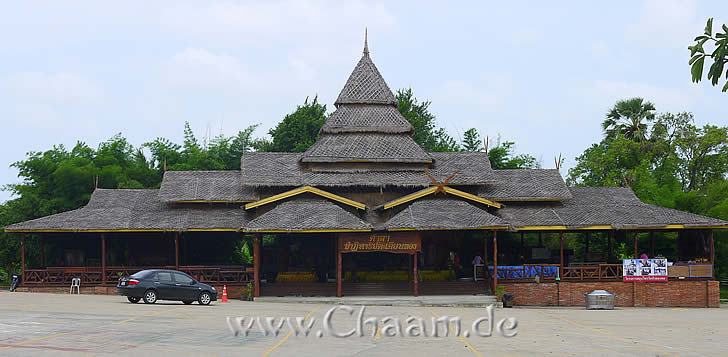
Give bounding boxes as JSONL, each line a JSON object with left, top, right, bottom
{"left": 602, "top": 98, "right": 656, "bottom": 141}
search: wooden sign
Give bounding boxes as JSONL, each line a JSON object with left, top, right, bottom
{"left": 339, "top": 233, "right": 421, "bottom": 254}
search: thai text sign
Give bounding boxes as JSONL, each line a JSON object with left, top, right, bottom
{"left": 623, "top": 258, "right": 668, "bottom": 282}
{"left": 339, "top": 233, "right": 421, "bottom": 253}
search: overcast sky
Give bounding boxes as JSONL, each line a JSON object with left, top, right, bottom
{"left": 1, "top": 1, "right": 727, "bottom": 202}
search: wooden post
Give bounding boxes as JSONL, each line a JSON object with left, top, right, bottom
{"left": 39, "top": 237, "right": 45, "bottom": 268}
{"left": 413, "top": 252, "right": 419, "bottom": 297}
{"left": 101, "top": 233, "right": 107, "bottom": 285}
{"left": 174, "top": 233, "right": 180, "bottom": 271}
{"left": 709, "top": 230, "right": 715, "bottom": 278}
{"left": 633, "top": 232, "right": 639, "bottom": 258}
{"left": 607, "top": 231, "right": 613, "bottom": 262}
{"left": 559, "top": 232, "right": 564, "bottom": 278}
{"left": 492, "top": 230, "right": 498, "bottom": 294}
{"left": 20, "top": 235, "right": 26, "bottom": 284}
{"left": 336, "top": 234, "right": 343, "bottom": 297}
{"left": 253, "top": 234, "right": 260, "bottom": 298}
{"left": 483, "top": 232, "right": 489, "bottom": 292}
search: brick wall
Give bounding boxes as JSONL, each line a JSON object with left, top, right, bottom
{"left": 500, "top": 280, "right": 720, "bottom": 308}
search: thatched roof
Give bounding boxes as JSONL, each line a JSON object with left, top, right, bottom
{"left": 334, "top": 42, "right": 397, "bottom": 106}
{"left": 301, "top": 39, "right": 431, "bottom": 164}
{"left": 241, "top": 152, "right": 494, "bottom": 187}
{"left": 321, "top": 105, "right": 413, "bottom": 134}
{"left": 300, "top": 133, "right": 433, "bottom": 163}
{"left": 159, "top": 171, "right": 258, "bottom": 202}
{"left": 496, "top": 187, "right": 728, "bottom": 229}
{"left": 4, "top": 189, "right": 247, "bottom": 232}
{"left": 385, "top": 197, "right": 509, "bottom": 231}
{"left": 244, "top": 197, "right": 372, "bottom": 232}
{"left": 477, "top": 169, "right": 572, "bottom": 201}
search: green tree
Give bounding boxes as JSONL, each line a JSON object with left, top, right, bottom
{"left": 396, "top": 88, "right": 460, "bottom": 152}
{"left": 689, "top": 18, "right": 728, "bottom": 92}
{"left": 265, "top": 96, "right": 327, "bottom": 152}
{"left": 602, "top": 98, "right": 656, "bottom": 141}
{"left": 488, "top": 137, "right": 539, "bottom": 169}
{"left": 462, "top": 128, "right": 482, "bottom": 152}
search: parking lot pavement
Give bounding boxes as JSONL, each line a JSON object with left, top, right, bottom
{"left": 1, "top": 291, "right": 727, "bottom": 357}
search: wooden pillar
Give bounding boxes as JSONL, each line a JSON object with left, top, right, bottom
{"left": 174, "top": 233, "right": 180, "bottom": 271}
{"left": 709, "top": 230, "right": 715, "bottom": 269}
{"left": 607, "top": 231, "right": 613, "bottom": 262}
{"left": 39, "top": 237, "right": 45, "bottom": 268}
{"left": 483, "top": 232, "right": 489, "bottom": 292}
{"left": 559, "top": 232, "right": 565, "bottom": 278}
{"left": 492, "top": 230, "right": 498, "bottom": 293}
{"left": 633, "top": 232, "right": 639, "bottom": 258}
{"left": 20, "top": 235, "right": 26, "bottom": 283}
{"left": 336, "top": 235, "right": 343, "bottom": 297}
{"left": 413, "top": 252, "right": 419, "bottom": 297}
{"left": 253, "top": 234, "right": 260, "bottom": 298}
{"left": 101, "top": 233, "right": 107, "bottom": 285}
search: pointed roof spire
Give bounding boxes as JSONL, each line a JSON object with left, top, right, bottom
{"left": 363, "top": 27, "right": 369, "bottom": 55}
{"left": 334, "top": 30, "right": 397, "bottom": 106}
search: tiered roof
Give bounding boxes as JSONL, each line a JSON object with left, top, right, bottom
{"left": 5, "top": 35, "right": 727, "bottom": 234}
{"left": 301, "top": 35, "right": 431, "bottom": 164}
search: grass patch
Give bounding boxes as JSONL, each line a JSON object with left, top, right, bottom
{"left": 721, "top": 286, "right": 728, "bottom": 300}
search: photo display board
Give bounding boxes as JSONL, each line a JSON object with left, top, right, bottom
{"left": 622, "top": 258, "right": 668, "bottom": 282}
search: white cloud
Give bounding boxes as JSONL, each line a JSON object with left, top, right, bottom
{"left": 1, "top": 72, "right": 103, "bottom": 104}
{"left": 164, "top": 48, "right": 251, "bottom": 91}
{"left": 159, "top": 0, "right": 396, "bottom": 45}
{"left": 626, "top": 0, "right": 702, "bottom": 48}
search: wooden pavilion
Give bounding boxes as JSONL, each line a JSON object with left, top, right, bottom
{"left": 6, "top": 36, "right": 727, "bottom": 307}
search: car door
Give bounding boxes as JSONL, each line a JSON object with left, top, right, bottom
{"left": 154, "top": 271, "right": 176, "bottom": 300}
{"left": 173, "top": 272, "right": 198, "bottom": 300}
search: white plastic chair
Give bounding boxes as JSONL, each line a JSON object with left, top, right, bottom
{"left": 70, "top": 277, "right": 81, "bottom": 294}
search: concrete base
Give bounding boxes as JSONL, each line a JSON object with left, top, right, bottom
{"left": 255, "top": 294, "right": 498, "bottom": 307}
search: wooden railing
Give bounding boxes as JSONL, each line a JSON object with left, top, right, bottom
{"left": 561, "top": 264, "right": 623, "bottom": 281}
{"left": 24, "top": 265, "right": 252, "bottom": 286}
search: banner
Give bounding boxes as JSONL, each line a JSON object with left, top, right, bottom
{"left": 623, "top": 258, "right": 668, "bottom": 282}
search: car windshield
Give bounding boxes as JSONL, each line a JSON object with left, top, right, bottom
{"left": 130, "top": 270, "right": 153, "bottom": 279}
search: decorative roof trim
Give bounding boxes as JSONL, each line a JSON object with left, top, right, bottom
{"left": 4, "top": 228, "right": 242, "bottom": 233}
{"left": 512, "top": 224, "right": 728, "bottom": 231}
{"left": 441, "top": 187, "right": 503, "bottom": 209}
{"left": 381, "top": 186, "right": 502, "bottom": 210}
{"left": 388, "top": 226, "right": 510, "bottom": 232}
{"left": 243, "top": 228, "right": 372, "bottom": 233}
{"left": 244, "top": 186, "right": 366, "bottom": 210}
{"left": 382, "top": 186, "right": 438, "bottom": 210}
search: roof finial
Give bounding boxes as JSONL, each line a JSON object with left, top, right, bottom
{"left": 363, "top": 27, "right": 369, "bottom": 55}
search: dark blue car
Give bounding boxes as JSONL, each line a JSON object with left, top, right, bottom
{"left": 117, "top": 269, "right": 217, "bottom": 305}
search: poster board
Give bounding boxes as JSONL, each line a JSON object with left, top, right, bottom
{"left": 623, "top": 258, "right": 668, "bottom": 282}
{"left": 473, "top": 264, "right": 485, "bottom": 281}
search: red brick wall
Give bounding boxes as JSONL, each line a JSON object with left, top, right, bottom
{"left": 500, "top": 280, "right": 720, "bottom": 308}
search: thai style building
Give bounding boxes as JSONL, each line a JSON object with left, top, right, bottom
{"left": 6, "top": 37, "right": 727, "bottom": 307}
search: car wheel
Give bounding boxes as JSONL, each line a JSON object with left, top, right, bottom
{"left": 183, "top": 300, "right": 194, "bottom": 305}
{"left": 127, "top": 296, "right": 141, "bottom": 304}
{"left": 143, "top": 289, "right": 158, "bottom": 304}
{"left": 198, "top": 291, "right": 212, "bottom": 305}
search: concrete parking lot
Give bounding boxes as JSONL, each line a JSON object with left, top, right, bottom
{"left": 0, "top": 291, "right": 726, "bottom": 356}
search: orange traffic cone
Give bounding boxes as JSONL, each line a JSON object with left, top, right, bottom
{"left": 221, "top": 285, "right": 228, "bottom": 303}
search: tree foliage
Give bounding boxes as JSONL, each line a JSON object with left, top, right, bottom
{"left": 602, "top": 97, "right": 656, "bottom": 141}
{"left": 689, "top": 18, "right": 728, "bottom": 92}
{"left": 263, "top": 96, "right": 327, "bottom": 152}
{"left": 568, "top": 99, "right": 728, "bottom": 277}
